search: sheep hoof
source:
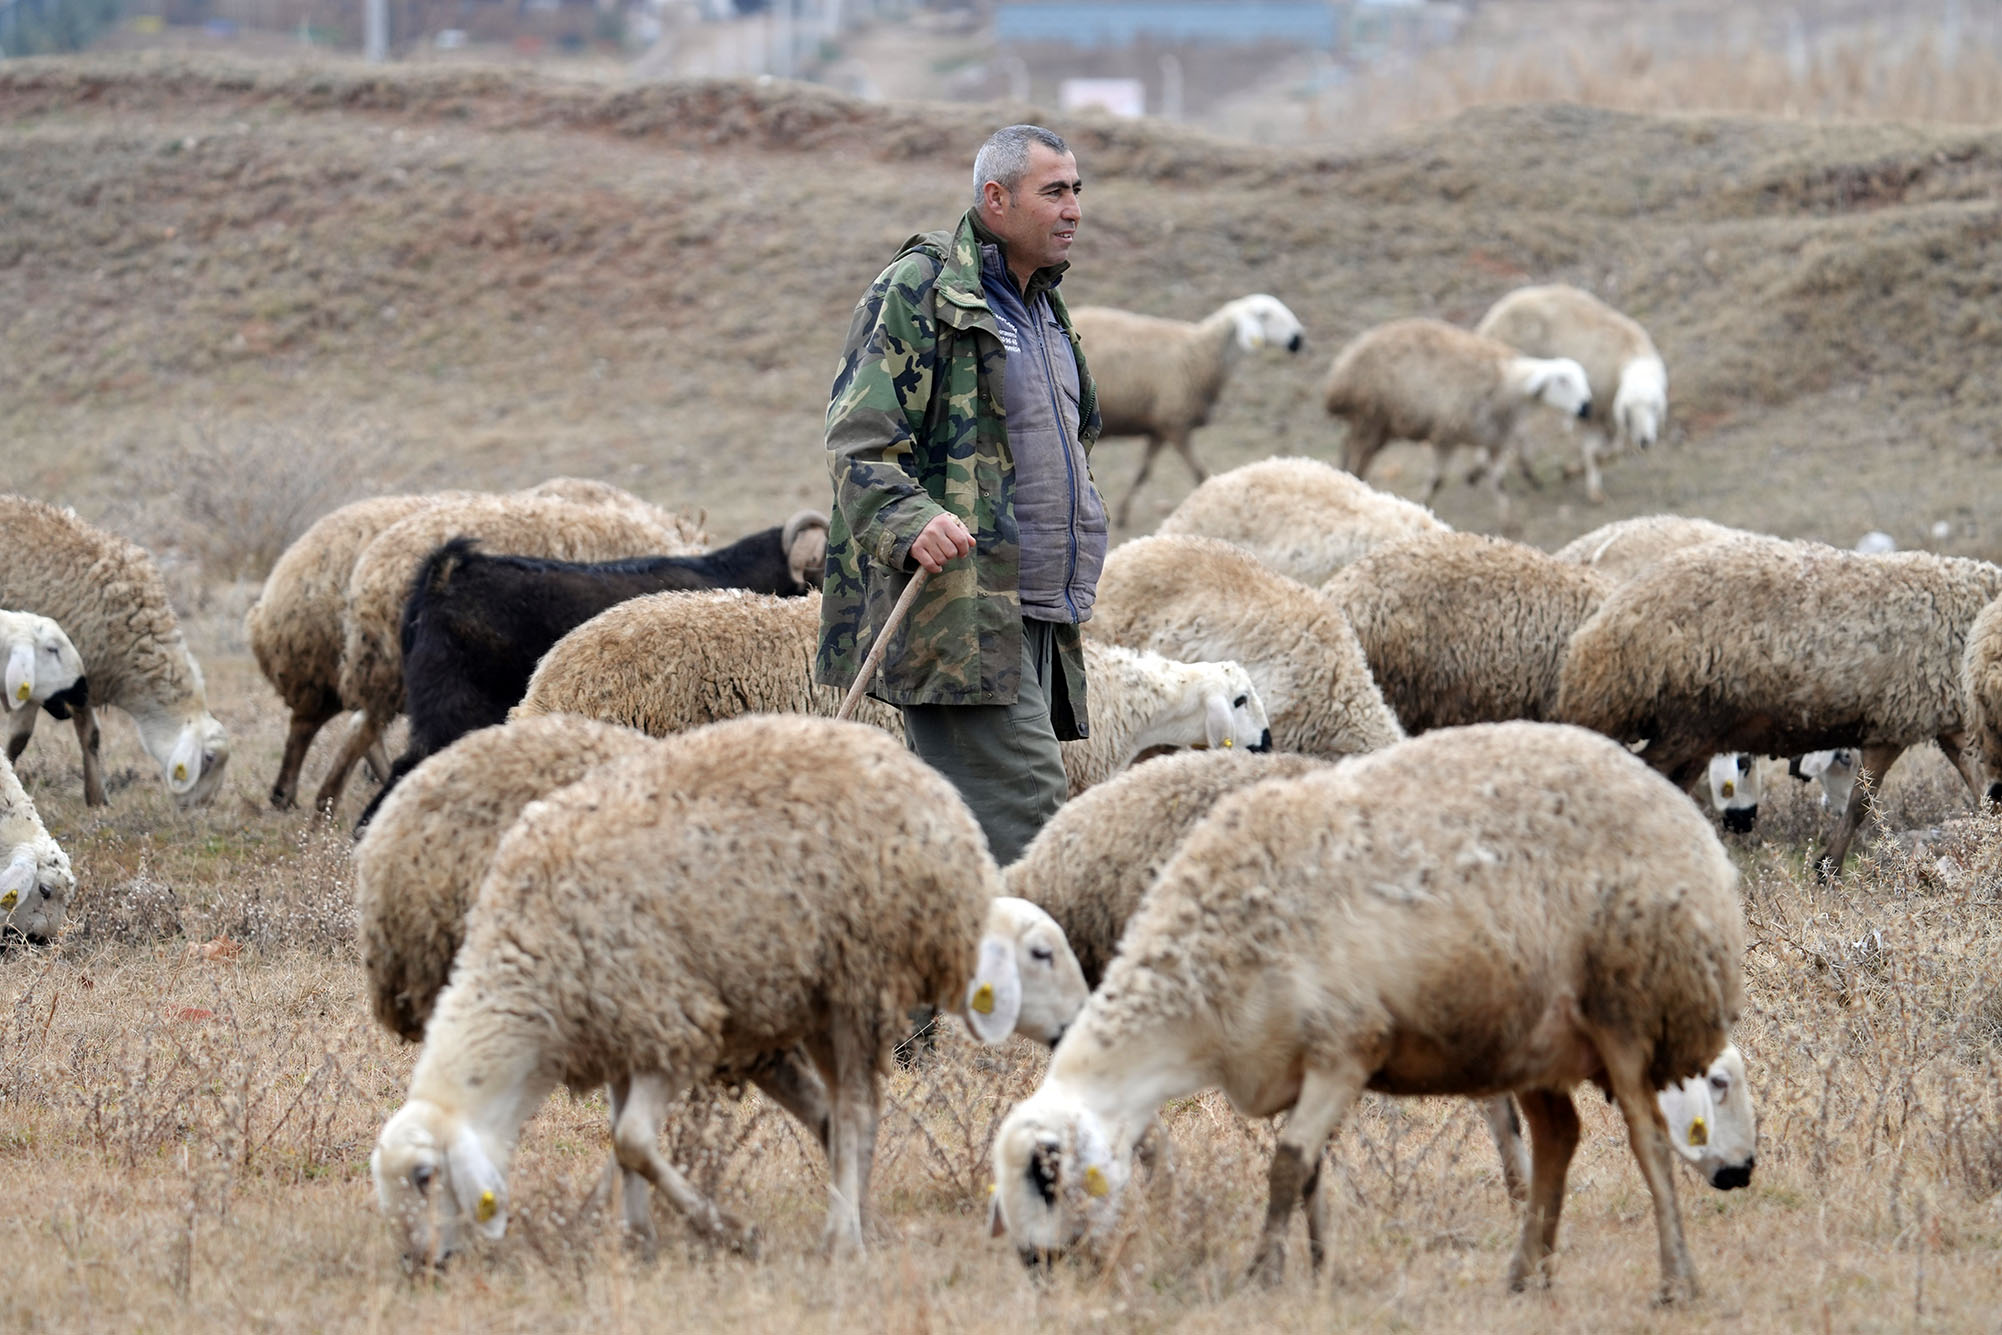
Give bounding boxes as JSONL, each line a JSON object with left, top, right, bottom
{"left": 1654, "top": 1276, "right": 1699, "bottom": 1306}
{"left": 1245, "top": 1242, "right": 1286, "bottom": 1288}
{"left": 268, "top": 789, "right": 295, "bottom": 811}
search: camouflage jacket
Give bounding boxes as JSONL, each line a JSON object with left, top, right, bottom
{"left": 814, "top": 211, "right": 1102, "bottom": 736}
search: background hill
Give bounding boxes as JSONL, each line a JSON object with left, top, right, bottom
{"left": 6, "top": 55, "right": 2002, "bottom": 561}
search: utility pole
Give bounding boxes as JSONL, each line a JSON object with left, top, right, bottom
{"left": 365, "top": 0, "right": 386, "bottom": 61}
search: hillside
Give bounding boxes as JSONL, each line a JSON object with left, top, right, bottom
{"left": 6, "top": 54, "right": 2002, "bottom": 556}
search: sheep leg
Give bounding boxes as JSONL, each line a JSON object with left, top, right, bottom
{"left": 73, "top": 702, "right": 105, "bottom": 807}
{"left": 1419, "top": 445, "right": 1447, "bottom": 504}
{"left": 1481, "top": 1094, "right": 1531, "bottom": 1204}
{"left": 1167, "top": 429, "right": 1209, "bottom": 487}
{"left": 1603, "top": 1050, "right": 1697, "bottom": 1304}
{"left": 1341, "top": 422, "right": 1387, "bottom": 481}
{"left": 363, "top": 736, "right": 396, "bottom": 785}
{"left": 1579, "top": 429, "right": 1609, "bottom": 504}
{"left": 609, "top": 1071, "right": 760, "bottom": 1257}
{"left": 809, "top": 1019, "right": 881, "bottom": 1258}
{"left": 1301, "top": 1149, "right": 1332, "bottom": 1275}
{"left": 1484, "top": 453, "right": 1520, "bottom": 538}
{"left": 312, "top": 710, "right": 383, "bottom": 814}
{"left": 602, "top": 1076, "right": 657, "bottom": 1250}
{"left": 1114, "top": 438, "right": 1165, "bottom": 529}
{"left": 1935, "top": 732, "right": 1982, "bottom": 803}
{"left": 270, "top": 702, "right": 340, "bottom": 809}
{"left": 1818, "top": 742, "right": 1902, "bottom": 877}
{"left": 1247, "top": 1060, "right": 1364, "bottom": 1288}
{"left": 744, "top": 1047, "right": 832, "bottom": 1156}
{"left": 5, "top": 705, "right": 36, "bottom": 763}
{"left": 1504, "top": 1087, "right": 1580, "bottom": 1292}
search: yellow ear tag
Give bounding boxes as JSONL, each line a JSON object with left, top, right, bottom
{"left": 476, "top": 1189, "right": 498, "bottom": 1222}
{"left": 971, "top": 982, "right": 996, "bottom": 1015}
{"left": 173, "top": 763, "right": 188, "bottom": 782}
{"left": 0, "top": 891, "right": 16, "bottom": 911}
{"left": 1720, "top": 780, "right": 1734, "bottom": 798}
{"left": 1084, "top": 1166, "right": 1109, "bottom": 1199}
{"left": 1222, "top": 738, "right": 1233, "bottom": 748}
{"left": 13, "top": 682, "right": 28, "bottom": 702}
{"left": 987, "top": 1181, "right": 997, "bottom": 1196}
{"left": 1687, "top": 1116, "right": 1708, "bottom": 1147}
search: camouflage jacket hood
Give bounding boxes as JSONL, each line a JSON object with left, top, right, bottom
{"left": 814, "top": 210, "right": 1102, "bottom": 732}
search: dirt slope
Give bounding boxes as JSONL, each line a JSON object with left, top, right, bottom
{"left": 5, "top": 55, "right": 2001, "bottom": 554}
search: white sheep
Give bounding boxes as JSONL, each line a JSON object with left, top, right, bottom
{"left": 1087, "top": 534, "right": 1404, "bottom": 759}
{"left": 316, "top": 492, "right": 702, "bottom": 813}
{"left": 1474, "top": 283, "right": 1668, "bottom": 504}
{"left": 0, "top": 495, "right": 229, "bottom": 807}
{"left": 1558, "top": 535, "right": 2002, "bottom": 870}
{"left": 1552, "top": 514, "right": 1755, "bottom": 584}
{"left": 0, "top": 752, "right": 73, "bottom": 945}
{"left": 1154, "top": 456, "right": 1449, "bottom": 586}
{"left": 2, "top": 609, "right": 86, "bottom": 725}
{"left": 512, "top": 589, "right": 1272, "bottom": 796}
{"left": 1321, "top": 317, "right": 1591, "bottom": 529}
{"left": 1705, "top": 752, "right": 1764, "bottom": 833}
{"left": 1320, "top": 530, "right": 1612, "bottom": 734}
{"left": 1071, "top": 295, "right": 1306, "bottom": 526}
{"left": 371, "top": 715, "right": 1082, "bottom": 1264}
{"left": 990, "top": 721, "right": 1751, "bottom": 1304}
{"left": 355, "top": 710, "right": 1091, "bottom": 1244}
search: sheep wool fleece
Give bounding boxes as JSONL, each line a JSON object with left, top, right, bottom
{"left": 816, "top": 210, "right": 1101, "bottom": 732}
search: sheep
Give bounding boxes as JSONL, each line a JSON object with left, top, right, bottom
{"left": 1321, "top": 317, "right": 1591, "bottom": 529}
{"left": 356, "top": 512, "right": 829, "bottom": 827}
{"left": 2, "top": 609, "right": 88, "bottom": 732}
{"left": 0, "top": 753, "right": 74, "bottom": 945}
{"left": 1706, "top": 753, "right": 1763, "bottom": 833}
{"left": 1086, "top": 534, "right": 1404, "bottom": 759}
{"left": 370, "top": 714, "right": 1083, "bottom": 1264}
{"left": 0, "top": 495, "right": 229, "bottom": 807}
{"left": 247, "top": 493, "right": 443, "bottom": 811}
{"left": 1321, "top": 531, "right": 1612, "bottom": 734}
{"left": 1071, "top": 295, "right": 1307, "bottom": 526}
{"left": 512, "top": 589, "right": 1273, "bottom": 797}
{"left": 1557, "top": 535, "right": 2002, "bottom": 871}
{"left": 990, "top": 721, "right": 1751, "bottom": 1304}
{"left": 1552, "top": 514, "right": 1756, "bottom": 584}
{"left": 316, "top": 493, "right": 702, "bottom": 814}
{"left": 1154, "top": 456, "right": 1449, "bottom": 586}
{"left": 1790, "top": 749, "right": 1858, "bottom": 811}
{"left": 1474, "top": 284, "right": 1668, "bottom": 504}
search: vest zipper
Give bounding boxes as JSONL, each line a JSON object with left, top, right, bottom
{"left": 1033, "top": 295, "right": 1082, "bottom": 624}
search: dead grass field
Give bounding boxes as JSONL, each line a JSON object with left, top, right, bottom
{"left": 4, "top": 47, "right": 2002, "bottom": 1332}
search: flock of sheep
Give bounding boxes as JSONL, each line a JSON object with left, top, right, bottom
{"left": 0, "top": 271, "right": 1991, "bottom": 1307}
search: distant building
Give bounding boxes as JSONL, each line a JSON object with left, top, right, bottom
{"left": 994, "top": 1, "right": 1341, "bottom": 51}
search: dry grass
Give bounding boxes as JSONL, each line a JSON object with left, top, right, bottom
{"left": 2, "top": 576, "right": 2000, "bottom": 1331}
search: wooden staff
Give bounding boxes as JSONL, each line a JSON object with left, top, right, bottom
{"left": 837, "top": 567, "right": 931, "bottom": 721}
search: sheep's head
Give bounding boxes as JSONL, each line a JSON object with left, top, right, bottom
{"left": 371, "top": 1100, "right": 509, "bottom": 1267}
{"left": 1521, "top": 356, "right": 1592, "bottom": 419}
{"left": 781, "top": 510, "right": 830, "bottom": 592}
{"left": 966, "top": 897, "right": 1089, "bottom": 1046}
{"left": 0, "top": 844, "right": 71, "bottom": 945}
{"left": 2, "top": 613, "right": 85, "bottom": 715}
{"left": 1614, "top": 356, "right": 1668, "bottom": 449}
{"left": 1658, "top": 1044, "right": 1757, "bottom": 1190}
{"left": 1791, "top": 749, "right": 1858, "bottom": 812}
{"left": 990, "top": 1089, "right": 1128, "bottom": 1261}
{"left": 1227, "top": 294, "right": 1305, "bottom": 356}
{"left": 1199, "top": 661, "right": 1271, "bottom": 753}
{"left": 1705, "top": 753, "right": 1761, "bottom": 834}
{"left": 164, "top": 715, "right": 230, "bottom": 807}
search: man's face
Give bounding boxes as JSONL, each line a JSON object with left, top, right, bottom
{"left": 985, "top": 145, "right": 1082, "bottom": 276}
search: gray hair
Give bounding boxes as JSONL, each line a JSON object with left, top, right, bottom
{"left": 972, "top": 124, "right": 1071, "bottom": 210}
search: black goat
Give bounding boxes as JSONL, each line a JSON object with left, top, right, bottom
{"left": 354, "top": 511, "right": 827, "bottom": 831}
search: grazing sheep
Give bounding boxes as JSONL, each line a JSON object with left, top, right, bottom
{"left": 1557, "top": 536, "right": 2002, "bottom": 870}
{"left": 0, "top": 753, "right": 74, "bottom": 944}
{"left": 513, "top": 590, "right": 1273, "bottom": 797}
{"left": 1, "top": 609, "right": 88, "bottom": 730}
{"left": 1087, "top": 535, "right": 1404, "bottom": 759}
{"left": 1553, "top": 514, "right": 1756, "bottom": 584}
{"left": 371, "top": 715, "right": 1077, "bottom": 1264}
{"left": 1155, "top": 456, "right": 1449, "bottom": 586}
{"left": 1475, "top": 284, "right": 1668, "bottom": 504}
{"left": 1790, "top": 749, "right": 1858, "bottom": 811}
{"left": 247, "top": 493, "right": 443, "bottom": 811}
{"left": 0, "top": 495, "right": 229, "bottom": 807}
{"left": 356, "top": 513, "right": 828, "bottom": 827}
{"left": 1321, "top": 317, "right": 1591, "bottom": 528}
{"left": 991, "top": 721, "right": 1750, "bottom": 1304}
{"left": 316, "top": 493, "right": 701, "bottom": 814}
{"left": 1071, "top": 295, "right": 1307, "bottom": 526}
{"left": 1964, "top": 593, "right": 2002, "bottom": 802}
{"left": 1322, "top": 531, "right": 1612, "bottom": 734}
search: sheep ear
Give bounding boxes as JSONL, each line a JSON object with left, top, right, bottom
{"left": 965, "top": 935, "right": 1022, "bottom": 1045}
{"left": 447, "top": 1125, "right": 509, "bottom": 1240}
{"left": 5, "top": 643, "right": 33, "bottom": 709}
{"left": 166, "top": 727, "right": 202, "bottom": 794}
{"left": 0, "top": 850, "right": 34, "bottom": 912}
{"left": 1654, "top": 1075, "right": 1709, "bottom": 1164}
{"left": 1204, "top": 694, "right": 1234, "bottom": 749}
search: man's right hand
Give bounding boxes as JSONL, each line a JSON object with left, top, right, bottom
{"left": 909, "top": 513, "right": 976, "bottom": 574}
